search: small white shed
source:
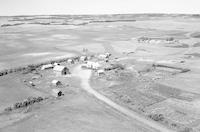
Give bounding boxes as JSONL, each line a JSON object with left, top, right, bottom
{"left": 51, "top": 80, "right": 62, "bottom": 86}
{"left": 98, "top": 54, "right": 108, "bottom": 59}
{"left": 53, "top": 63, "right": 60, "bottom": 66}
{"left": 81, "top": 63, "right": 88, "bottom": 69}
{"left": 97, "top": 69, "right": 105, "bottom": 76}
{"left": 67, "top": 59, "right": 74, "bottom": 64}
{"left": 80, "top": 56, "right": 87, "bottom": 61}
{"left": 98, "top": 53, "right": 111, "bottom": 60}
{"left": 41, "top": 64, "right": 53, "bottom": 70}
{"left": 105, "top": 52, "right": 111, "bottom": 57}
{"left": 51, "top": 89, "right": 63, "bottom": 97}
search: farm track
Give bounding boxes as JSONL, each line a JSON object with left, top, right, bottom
{"left": 73, "top": 65, "right": 175, "bottom": 132}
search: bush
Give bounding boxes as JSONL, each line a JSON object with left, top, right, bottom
{"left": 166, "top": 37, "right": 174, "bottom": 41}
{"left": 171, "top": 123, "right": 178, "bottom": 128}
{"left": 4, "top": 107, "right": 12, "bottom": 112}
{"left": 179, "top": 127, "right": 193, "bottom": 132}
{"left": 8, "top": 96, "right": 45, "bottom": 112}
{"left": 14, "top": 102, "right": 22, "bottom": 109}
{"left": 22, "top": 100, "right": 29, "bottom": 107}
{"left": 148, "top": 114, "right": 165, "bottom": 122}
{"left": 37, "top": 97, "right": 43, "bottom": 102}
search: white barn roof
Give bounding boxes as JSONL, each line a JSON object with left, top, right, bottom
{"left": 41, "top": 64, "right": 53, "bottom": 70}
{"left": 53, "top": 65, "right": 68, "bottom": 72}
{"left": 52, "top": 80, "right": 61, "bottom": 84}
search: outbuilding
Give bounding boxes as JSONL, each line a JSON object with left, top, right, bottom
{"left": 81, "top": 63, "right": 88, "bottom": 69}
{"left": 51, "top": 89, "right": 63, "bottom": 97}
{"left": 41, "top": 64, "right": 54, "bottom": 70}
{"left": 86, "top": 61, "right": 101, "bottom": 70}
{"left": 98, "top": 53, "right": 111, "bottom": 60}
{"left": 67, "top": 59, "right": 74, "bottom": 64}
{"left": 105, "top": 52, "right": 111, "bottom": 57}
{"left": 97, "top": 69, "right": 105, "bottom": 76}
{"left": 53, "top": 65, "right": 70, "bottom": 75}
{"left": 53, "top": 62, "right": 60, "bottom": 66}
{"left": 29, "top": 81, "right": 35, "bottom": 86}
{"left": 98, "top": 54, "right": 108, "bottom": 59}
{"left": 51, "top": 80, "right": 62, "bottom": 86}
{"left": 80, "top": 56, "right": 87, "bottom": 61}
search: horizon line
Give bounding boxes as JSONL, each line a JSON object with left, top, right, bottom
{"left": 1, "top": 12, "right": 200, "bottom": 17}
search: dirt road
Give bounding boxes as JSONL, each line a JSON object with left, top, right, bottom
{"left": 73, "top": 65, "right": 175, "bottom": 132}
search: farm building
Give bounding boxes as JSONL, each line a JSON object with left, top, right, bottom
{"left": 81, "top": 63, "right": 88, "bottom": 69}
{"left": 80, "top": 56, "right": 87, "bottom": 61}
{"left": 41, "top": 64, "right": 54, "bottom": 70}
{"left": 53, "top": 62, "right": 60, "bottom": 66}
{"left": 97, "top": 69, "right": 105, "bottom": 76}
{"left": 67, "top": 59, "right": 74, "bottom": 64}
{"left": 105, "top": 52, "right": 111, "bottom": 57}
{"left": 51, "top": 80, "right": 62, "bottom": 86}
{"left": 86, "top": 61, "right": 101, "bottom": 70}
{"left": 53, "top": 65, "right": 70, "bottom": 75}
{"left": 51, "top": 89, "right": 63, "bottom": 97}
{"left": 29, "top": 81, "right": 35, "bottom": 86}
{"left": 98, "top": 54, "right": 107, "bottom": 59}
{"left": 98, "top": 53, "right": 111, "bottom": 60}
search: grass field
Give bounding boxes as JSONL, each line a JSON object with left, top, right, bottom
{"left": 0, "top": 14, "right": 200, "bottom": 132}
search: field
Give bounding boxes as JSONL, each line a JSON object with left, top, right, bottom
{"left": 0, "top": 14, "right": 200, "bottom": 132}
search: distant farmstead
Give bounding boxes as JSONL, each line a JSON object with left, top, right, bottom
{"left": 53, "top": 65, "right": 70, "bottom": 75}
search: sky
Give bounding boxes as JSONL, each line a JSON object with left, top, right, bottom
{"left": 0, "top": 0, "right": 200, "bottom": 16}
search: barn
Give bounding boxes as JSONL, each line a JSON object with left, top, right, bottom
{"left": 53, "top": 65, "right": 70, "bottom": 75}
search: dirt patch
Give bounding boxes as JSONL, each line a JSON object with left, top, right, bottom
{"left": 190, "top": 32, "right": 200, "bottom": 38}
{"left": 185, "top": 53, "right": 200, "bottom": 58}
{"left": 166, "top": 43, "right": 189, "bottom": 48}
{"left": 22, "top": 52, "right": 52, "bottom": 57}
{"left": 193, "top": 42, "right": 200, "bottom": 47}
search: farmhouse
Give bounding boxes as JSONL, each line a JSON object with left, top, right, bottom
{"left": 53, "top": 65, "right": 70, "bottom": 75}
{"left": 41, "top": 64, "right": 54, "bottom": 70}
{"left": 86, "top": 61, "right": 101, "bottom": 70}
{"left": 51, "top": 80, "right": 62, "bottom": 86}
